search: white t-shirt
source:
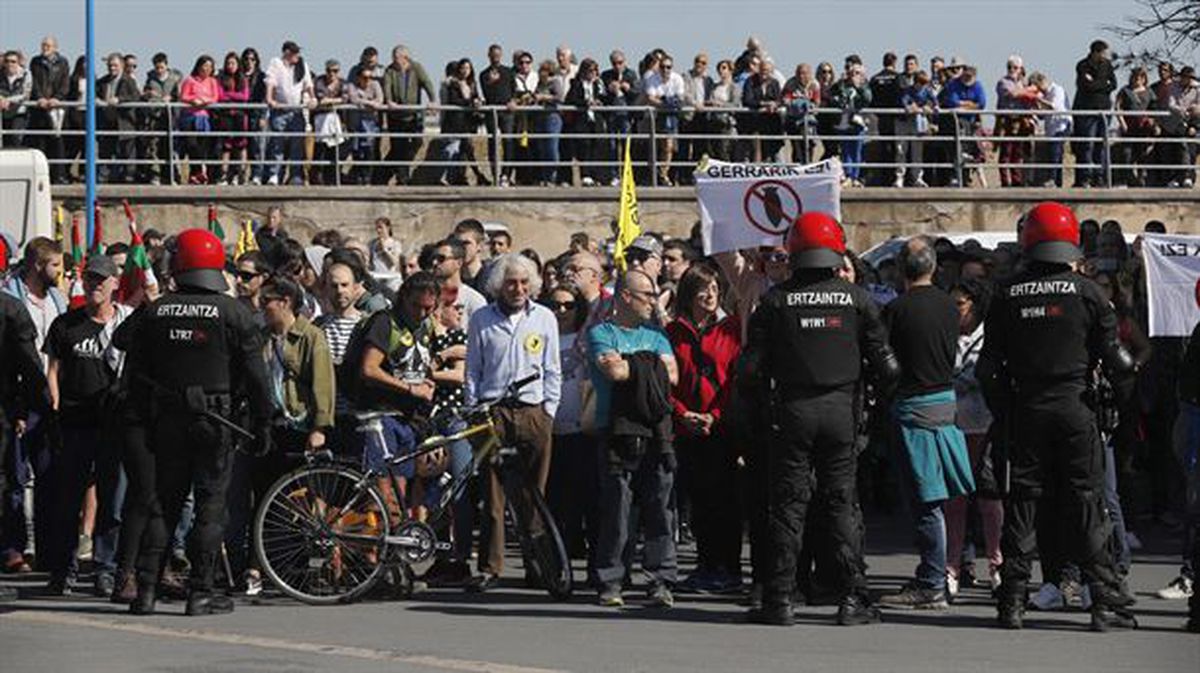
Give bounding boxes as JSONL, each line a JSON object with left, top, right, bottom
{"left": 643, "top": 71, "right": 686, "bottom": 101}
{"left": 266, "top": 57, "right": 312, "bottom": 107}
{"left": 457, "top": 282, "right": 487, "bottom": 327}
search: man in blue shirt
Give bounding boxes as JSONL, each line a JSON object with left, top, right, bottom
{"left": 465, "top": 253, "right": 562, "bottom": 591}
{"left": 588, "top": 269, "right": 679, "bottom": 608}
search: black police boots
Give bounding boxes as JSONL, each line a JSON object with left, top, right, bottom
{"left": 997, "top": 602, "right": 1024, "bottom": 630}
{"left": 185, "top": 592, "right": 235, "bottom": 616}
{"left": 129, "top": 584, "right": 156, "bottom": 615}
{"left": 1090, "top": 606, "right": 1138, "bottom": 632}
{"left": 747, "top": 601, "right": 794, "bottom": 626}
{"left": 836, "top": 595, "right": 881, "bottom": 626}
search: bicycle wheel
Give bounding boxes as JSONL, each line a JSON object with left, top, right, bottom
{"left": 254, "top": 464, "right": 390, "bottom": 605}
{"left": 503, "top": 467, "right": 573, "bottom": 600}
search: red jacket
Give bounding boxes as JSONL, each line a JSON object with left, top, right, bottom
{"left": 666, "top": 312, "right": 742, "bottom": 437}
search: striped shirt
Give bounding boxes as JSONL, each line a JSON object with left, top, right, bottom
{"left": 317, "top": 314, "right": 361, "bottom": 365}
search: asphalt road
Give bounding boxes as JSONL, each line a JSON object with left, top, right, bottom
{"left": 2, "top": 521, "right": 1197, "bottom": 673}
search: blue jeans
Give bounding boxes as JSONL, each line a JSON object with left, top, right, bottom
{"left": 1104, "top": 437, "right": 1131, "bottom": 574}
{"left": 910, "top": 497, "right": 947, "bottom": 591}
{"left": 1072, "top": 114, "right": 1108, "bottom": 185}
{"left": 841, "top": 128, "right": 866, "bottom": 180}
{"left": 267, "top": 110, "right": 306, "bottom": 183}
{"left": 1043, "top": 131, "right": 1068, "bottom": 187}
{"left": 2, "top": 412, "right": 52, "bottom": 562}
{"left": 537, "top": 111, "right": 563, "bottom": 184}
{"left": 52, "top": 423, "right": 127, "bottom": 578}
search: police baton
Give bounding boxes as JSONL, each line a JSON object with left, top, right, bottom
{"left": 134, "top": 374, "right": 258, "bottom": 442}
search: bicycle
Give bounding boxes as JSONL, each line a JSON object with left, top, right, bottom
{"left": 251, "top": 373, "right": 572, "bottom": 605}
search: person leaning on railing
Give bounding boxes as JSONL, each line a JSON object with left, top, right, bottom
{"left": 1162, "top": 66, "right": 1200, "bottom": 189}
{"left": 1028, "top": 71, "right": 1071, "bottom": 189}
{"left": 215, "top": 52, "right": 251, "bottom": 186}
{"left": 706, "top": 59, "right": 740, "bottom": 162}
{"left": 378, "top": 45, "right": 436, "bottom": 186}
{"left": 139, "top": 53, "right": 181, "bottom": 185}
{"left": 564, "top": 58, "right": 606, "bottom": 187}
{"left": 312, "top": 59, "right": 348, "bottom": 186}
{"left": 1113, "top": 66, "right": 1155, "bottom": 188}
{"left": 346, "top": 63, "right": 386, "bottom": 186}
{"left": 0, "top": 50, "right": 32, "bottom": 148}
{"left": 178, "top": 54, "right": 221, "bottom": 185}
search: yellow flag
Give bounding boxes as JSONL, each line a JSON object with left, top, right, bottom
{"left": 613, "top": 136, "right": 641, "bottom": 272}
{"left": 234, "top": 219, "right": 259, "bottom": 259}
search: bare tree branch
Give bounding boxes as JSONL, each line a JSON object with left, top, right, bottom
{"left": 1104, "top": 0, "right": 1200, "bottom": 66}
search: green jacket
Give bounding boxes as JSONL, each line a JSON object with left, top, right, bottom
{"left": 382, "top": 61, "right": 436, "bottom": 124}
{"left": 270, "top": 316, "right": 336, "bottom": 431}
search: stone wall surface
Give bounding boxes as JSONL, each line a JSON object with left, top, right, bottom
{"left": 52, "top": 186, "right": 1200, "bottom": 256}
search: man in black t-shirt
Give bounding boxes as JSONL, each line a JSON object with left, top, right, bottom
{"left": 479, "top": 44, "right": 516, "bottom": 186}
{"left": 42, "top": 255, "right": 131, "bottom": 597}
{"left": 880, "top": 237, "right": 974, "bottom": 610}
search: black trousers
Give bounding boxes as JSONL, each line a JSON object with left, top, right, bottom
{"left": 546, "top": 432, "right": 600, "bottom": 573}
{"left": 375, "top": 115, "right": 422, "bottom": 185}
{"left": 135, "top": 409, "right": 233, "bottom": 595}
{"left": 28, "top": 110, "right": 66, "bottom": 182}
{"left": 999, "top": 384, "right": 1123, "bottom": 607}
{"left": 764, "top": 389, "right": 866, "bottom": 606}
{"left": 117, "top": 424, "right": 154, "bottom": 573}
{"left": 679, "top": 433, "right": 741, "bottom": 576}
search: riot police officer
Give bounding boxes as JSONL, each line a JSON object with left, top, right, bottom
{"left": 977, "top": 202, "right": 1137, "bottom": 631}
{"left": 742, "top": 212, "right": 899, "bottom": 626}
{"left": 0, "top": 292, "right": 50, "bottom": 602}
{"left": 120, "top": 229, "right": 272, "bottom": 616}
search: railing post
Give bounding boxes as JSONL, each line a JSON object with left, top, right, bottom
{"left": 333, "top": 124, "right": 342, "bottom": 187}
{"left": 648, "top": 107, "right": 658, "bottom": 187}
{"left": 491, "top": 107, "right": 502, "bottom": 188}
{"left": 1102, "top": 111, "right": 1113, "bottom": 188}
{"left": 165, "top": 100, "right": 177, "bottom": 186}
{"left": 0, "top": 113, "right": 6, "bottom": 148}
{"left": 953, "top": 109, "right": 965, "bottom": 187}
{"left": 800, "top": 106, "right": 811, "bottom": 164}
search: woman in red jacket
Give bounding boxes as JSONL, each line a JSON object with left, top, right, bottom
{"left": 667, "top": 263, "right": 743, "bottom": 594}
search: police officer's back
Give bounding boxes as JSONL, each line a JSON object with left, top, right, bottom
{"left": 743, "top": 212, "right": 898, "bottom": 626}
{"left": 123, "top": 229, "right": 271, "bottom": 616}
{"left": 978, "top": 202, "right": 1136, "bottom": 631}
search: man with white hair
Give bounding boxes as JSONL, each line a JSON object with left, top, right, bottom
{"left": 377, "top": 44, "right": 435, "bottom": 186}
{"left": 464, "top": 253, "right": 562, "bottom": 591}
{"left": 996, "top": 54, "right": 1039, "bottom": 187}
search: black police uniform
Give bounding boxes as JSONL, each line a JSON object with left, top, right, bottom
{"left": 978, "top": 262, "right": 1135, "bottom": 625}
{"left": 742, "top": 270, "right": 898, "bottom": 620}
{"left": 118, "top": 287, "right": 271, "bottom": 612}
{"left": 0, "top": 294, "right": 50, "bottom": 601}
{"left": 1178, "top": 322, "right": 1200, "bottom": 632}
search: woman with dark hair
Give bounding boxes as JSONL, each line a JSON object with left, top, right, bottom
{"left": 535, "top": 59, "right": 567, "bottom": 186}
{"left": 668, "top": 263, "right": 744, "bottom": 594}
{"left": 179, "top": 55, "right": 220, "bottom": 184}
{"left": 944, "top": 277, "right": 1001, "bottom": 599}
{"left": 240, "top": 48, "right": 268, "bottom": 184}
{"left": 1115, "top": 66, "right": 1156, "bottom": 187}
{"left": 519, "top": 247, "right": 542, "bottom": 274}
{"left": 64, "top": 56, "right": 88, "bottom": 179}
{"left": 216, "top": 52, "right": 250, "bottom": 185}
{"left": 540, "top": 282, "right": 600, "bottom": 580}
{"left": 565, "top": 57, "right": 605, "bottom": 185}
{"left": 440, "top": 58, "right": 486, "bottom": 186}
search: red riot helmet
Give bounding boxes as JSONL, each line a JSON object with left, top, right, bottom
{"left": 1021, "top": 201, "right": 1081, "bottom": 264}
{"left": 787, "top": 211, "right": 847, "bottom": 269}
{"left": 171, "top": 228, "right": 228, "bottom": 292}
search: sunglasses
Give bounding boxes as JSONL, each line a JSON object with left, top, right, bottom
{"left": 237, "top": 270, "right": 263, "bottom": 282}
{"left": 764, "top": 252, "right": 790, "bottom": 264}
{"left": 547, "top": 300, "right": 577, "bottom": 312}
{"left": 431, "top": 254, "right": 457, "bottom": 264}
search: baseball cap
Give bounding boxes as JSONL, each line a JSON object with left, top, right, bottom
{"left": 628, "top": 235, "right": 663, "bottom": 258}
{"left": 84, "top": 254, "right": 120, "bottom": 279}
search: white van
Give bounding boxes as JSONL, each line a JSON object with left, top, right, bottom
{"left": 0, "top": 148, "right": 54, "bottom": 252}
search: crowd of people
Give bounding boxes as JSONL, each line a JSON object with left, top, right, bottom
{"left": 0, "top": 198, "right": 1197, "bottom": 631}
{"left": 2, "top": 36, "right": 1199, "bottom": 188}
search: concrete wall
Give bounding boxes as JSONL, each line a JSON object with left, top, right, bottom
{"left": 52, "top": 185, "right": 1200, "bottom": 255}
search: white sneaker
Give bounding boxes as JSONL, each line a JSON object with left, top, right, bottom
{"left": 244, "top": 570, "right": 263, "bottom": 596}
{"left": 250, "top": 176, "right": 262, "bottom": 186}
{"left": 946, "top": 573, "right": 960, "bottom": 602}
{"left": 581, "top": 176, "right": 597, "bottom": 187}
{"left": 498, "top": 175, "right": 511, "bottom": 188}
{"left": 1185, "top": 179, "right": 1195, "bottom": 189}
{"left": 1125, "top": 530, "right": 1143, "bottom": 551}
{"left": 609, "top": 177, "right": 620, "bottom": 187}
{"left": 893, "top": 177, "right": 905, "bottom": 188}
{"left": 1156, "top": 576, "right": 1194, "bottom": 600}
{"left": 267, "top": 175, "right": 279, "bottom": 186}
{"left": 989, "top": 568, "right": 1002, "bottom": 592}
{"left": 1029, "top": 582, "right": 1064, "bottom": 610}
{"left": 913, "top": 178, "right": 929, "bottom": 188}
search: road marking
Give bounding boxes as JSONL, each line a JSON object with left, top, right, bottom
{"left": 2, "top": 610, "right": 567, "bottom": 673}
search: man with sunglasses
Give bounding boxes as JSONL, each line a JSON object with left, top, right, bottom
{"left": 432, "top": 238, "right": 486, "bottom": 326}
{"left": 0, "top": 50, "right": 32, "bottom": 148}
{"left": 42, "top": 255, "right": 132, "bottom": 597}
{"left": 601, "top": 50, "right": 640, "bottom": 186}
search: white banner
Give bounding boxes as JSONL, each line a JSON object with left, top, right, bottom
{"left": 1143, "top": 233, "right": 1200, "bottom": 337}
{"left": 695, "top": 158, "right": 842, "bottom": 256}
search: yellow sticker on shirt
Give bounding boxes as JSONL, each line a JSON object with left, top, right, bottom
{"left": 525, "top": 333, "right": 545, "bottom": 355}
{"left": 397, "top": 329, "right": 414, "bottom": 348}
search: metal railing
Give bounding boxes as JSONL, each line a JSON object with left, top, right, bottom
{"left": 1, "top": 101, "right": 1197, "bottom": 189}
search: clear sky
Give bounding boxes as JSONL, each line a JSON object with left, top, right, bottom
{"left": 0, "top": 0, "right": 1180, "bottom": 101}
